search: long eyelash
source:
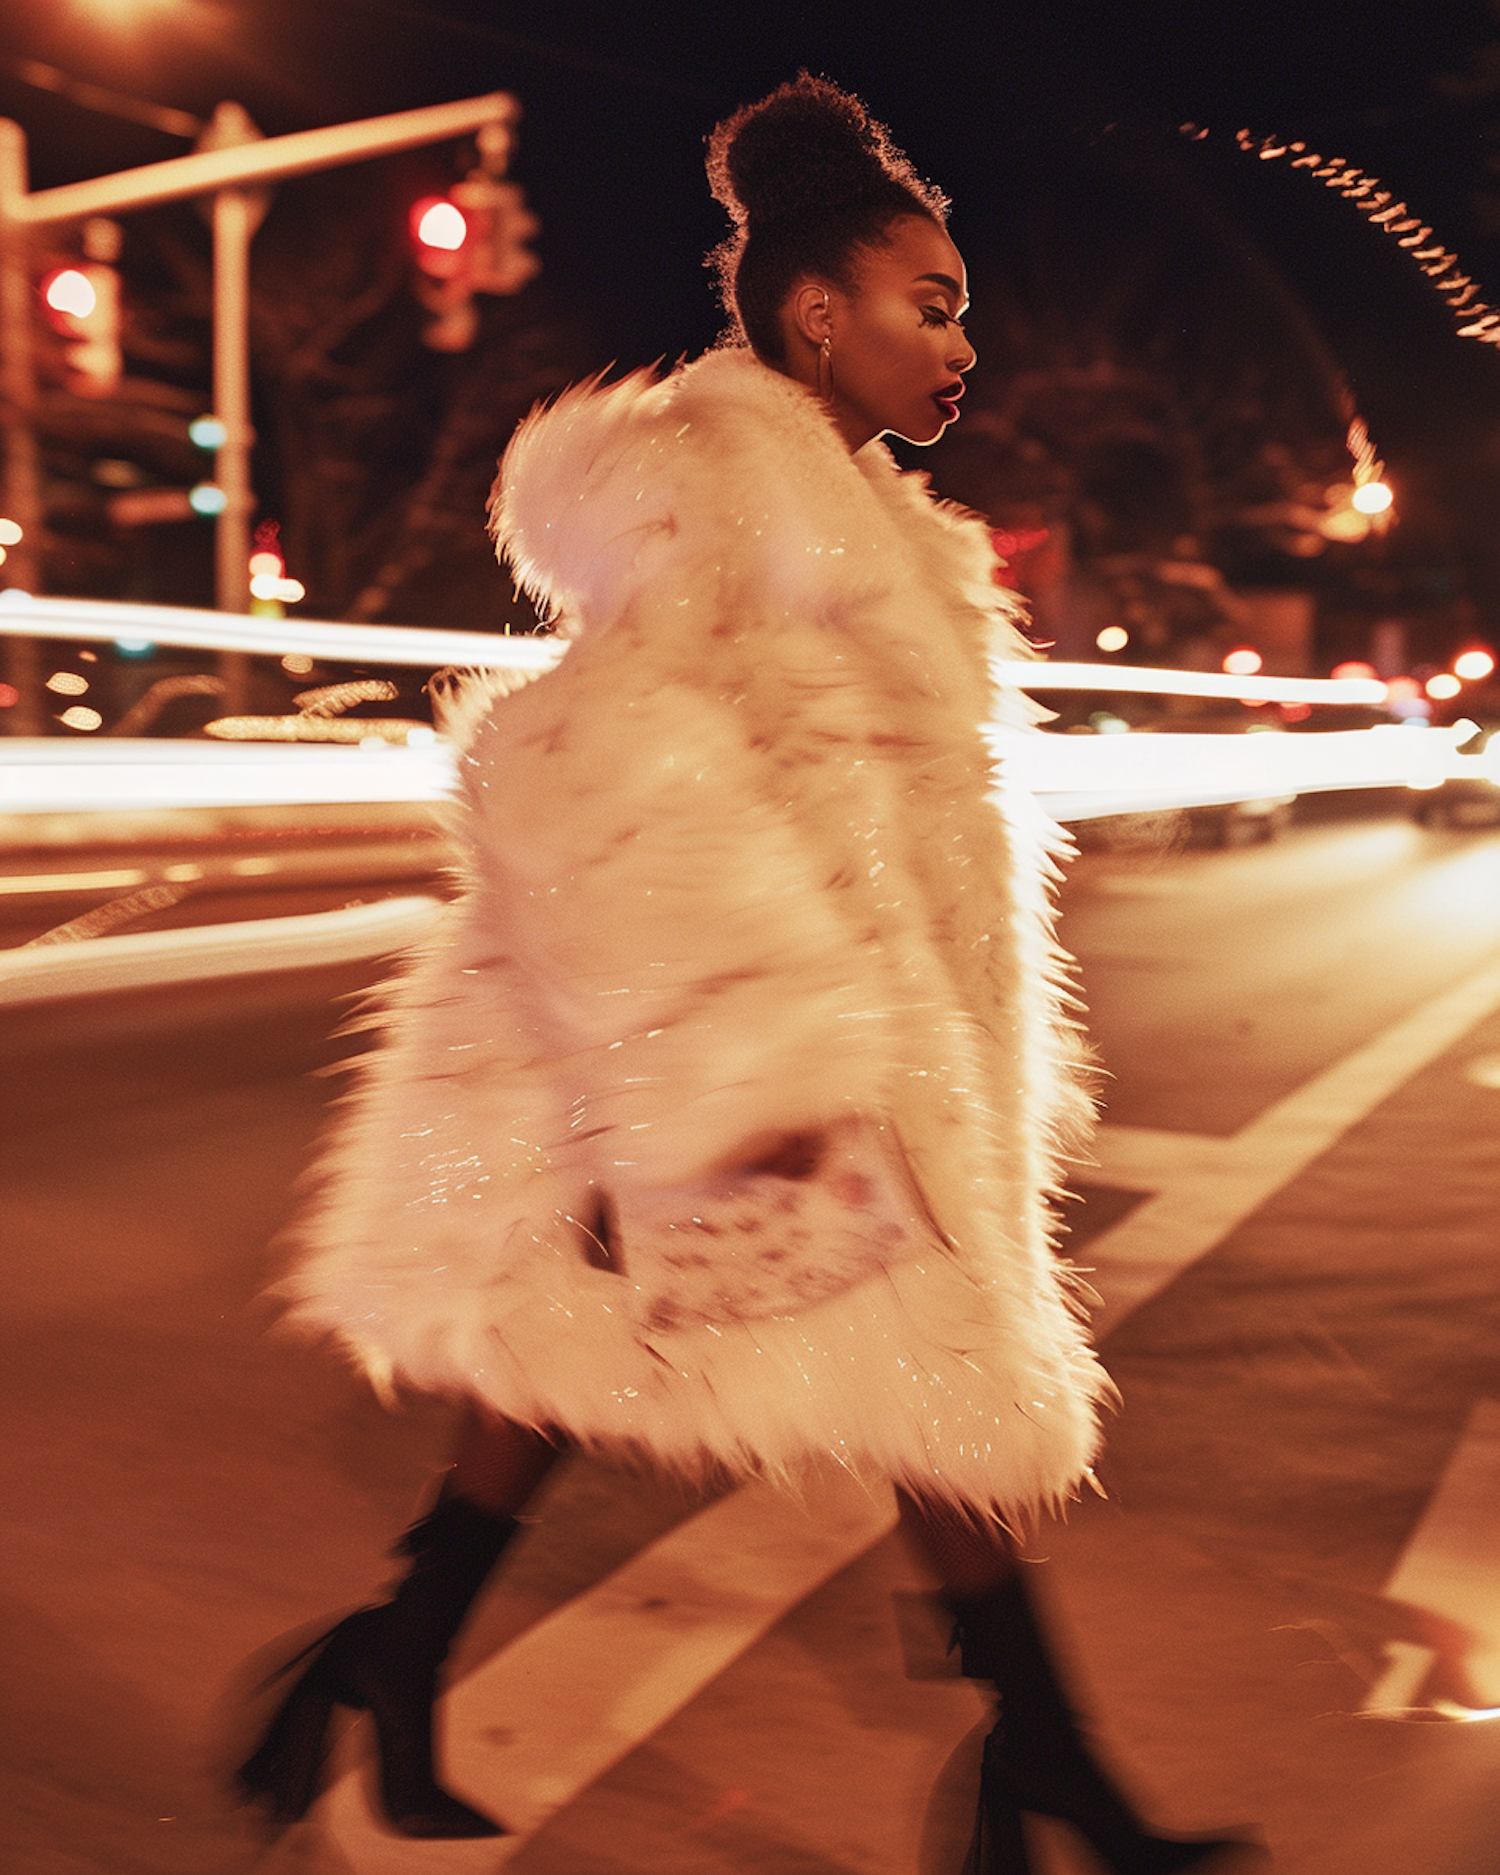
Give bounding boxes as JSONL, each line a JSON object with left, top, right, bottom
{"left": 921, "top": 307, "right": 951, "bottom": 328}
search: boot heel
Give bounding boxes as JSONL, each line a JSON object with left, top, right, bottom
{"left": 231, "top": 1499, "right": 518, "bottom": 1838}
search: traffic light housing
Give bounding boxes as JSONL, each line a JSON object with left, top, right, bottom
{"left": 451, "top": 177, "right": 539, "bottom": 296}
{"left": 40, "top": 218, "right": 123, "bottom": 397}
{"left": 247, "top": 520, "right": 305, "bottom": 616}
{"left": 410, "top": 194, "right": 478, "bottom": 351}
{"left": 409, "top": 125, "right": 539, "bottom": 351}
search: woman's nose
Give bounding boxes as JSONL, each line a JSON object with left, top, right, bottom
{"left": 949, "top": 329, "right": 976, "bottom": 374}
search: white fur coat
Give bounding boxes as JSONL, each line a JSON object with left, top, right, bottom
{"left": 280, "top": 348, "right": 1109, "bottom": 1523}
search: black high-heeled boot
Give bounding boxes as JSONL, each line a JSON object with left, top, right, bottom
{"left": 237, "top": 1495, "right": 519, "bottom": 1838}
{"left": 948, "top": 1571, "right": 1272, "bottom": 1875}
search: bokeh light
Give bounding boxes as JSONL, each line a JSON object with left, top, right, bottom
{"left": 1351, "top": 481, "right": 1394, "bottom": 515}
{"left": 189, "top": 482, "right": 227, "bottom": 516}
{"left": 1454, "top": 648, "right": 1497, "bottom": 682}
{"left": 58, "top": 705, "right": 103, "bottom": 731}
{"left": 1223, "top": 647, "right": 1264, "bottom": 676}
{"left": 0, "top": 518, "right": 23, "bottom": 546}
{"left": 1426, "top": 673, "right": 1463, "bottom": 700}
{"left": 45, "top": 671, "right": 89, "bottom": 696}
{"left": 1095, "top": 625, "right": 1129, "bottom": 653}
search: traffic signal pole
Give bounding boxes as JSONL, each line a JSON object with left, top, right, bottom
{"left": 0, "top": 91, "right": 518, "bottom": 721}
{"left": 0, "top": 119, "right": 43, "bottom": 729}
{"left": 213, "top": 183, "right": 254, "bottom": 703}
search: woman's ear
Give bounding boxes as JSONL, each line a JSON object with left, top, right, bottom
{"left": 787, "top": 281, "right": 834, "bottom": 350}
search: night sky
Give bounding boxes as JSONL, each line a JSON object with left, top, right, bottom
{"left": 4, "top": 0, "right": 1500, "bottom": 631}
{"left": 2, "top": 0, "right": 1492, "bottom": 363}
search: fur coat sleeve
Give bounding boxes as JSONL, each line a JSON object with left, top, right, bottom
{"left": 279, "top": 347, "right": 1109, "bottom": 1525}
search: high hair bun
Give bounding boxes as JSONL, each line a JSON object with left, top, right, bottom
{"left": 705, "top": 75, "right": 949, "bottom": 362}
{"left": 707, "top": 73, "right": 944, "bottom": 230}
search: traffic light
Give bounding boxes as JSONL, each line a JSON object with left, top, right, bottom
{"left": 410, "top": 194, "right": 478, "bottom": 352}
{"left": 40, "top": 218, "right": 122, "bottom": 397}
{"left": 247, "top": 520, "right": 305, "bottom": 617}
{"left": 409, "top": 123, "right": 540, "bottom": 351}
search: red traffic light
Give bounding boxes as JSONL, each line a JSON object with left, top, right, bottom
{"left": 411, "top": 196, "right": 469, "bottom": 278}
{"left": 40, "top": 262, "right": 121, "bottom": 396}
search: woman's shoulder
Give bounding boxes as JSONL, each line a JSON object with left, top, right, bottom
{"left": 496, "top": 348, "right": 838, "bottom": 513}
{"left": 492, "top": 348, "right": 891, "bottom": 619}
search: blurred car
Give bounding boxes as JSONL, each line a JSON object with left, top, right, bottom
{"left": 1048, "top": 691, "right": 1297, "bottom": 847}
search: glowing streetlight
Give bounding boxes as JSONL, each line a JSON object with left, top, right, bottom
{"left": 1351, "top": 480, "right": 1393, "bottom": 515}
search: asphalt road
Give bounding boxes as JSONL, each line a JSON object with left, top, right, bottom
{"left": 4, "top": 804, "right": 1500, "bottom": 1874}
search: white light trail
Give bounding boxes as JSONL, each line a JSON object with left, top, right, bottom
{"left": 1, "top": 724, "right": 1481, "bottom": 822}
{"left": 0, "top": 738, "right": 455, "bottom": 811}
{"left": 991, "top": 660, "right": 1388, "bottom": 705}
{"left": 0, "top": 597, "right": 1478, "bottom": 821}
{"left": 0, "top": 592, "right": 562, "bottom": 675}
{"left": 991, "top": 723, "right": 1476, "bottom": 820}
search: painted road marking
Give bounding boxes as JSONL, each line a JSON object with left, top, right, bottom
{"left": 1081, "top": 949, "right": 1500, "bottom": 1328}
{"left": 1363, "top": 1398, "right": 1500, "bottom": 1718}
{"left": 254, "top": 947, "right": 1500, "bottom": 1867}
{"left": 253, "top": 1467, "right": 900, "bottom": 1871}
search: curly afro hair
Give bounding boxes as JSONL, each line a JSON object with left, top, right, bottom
{"left": 706, "top": 74, "right": 949, "bottom": 363}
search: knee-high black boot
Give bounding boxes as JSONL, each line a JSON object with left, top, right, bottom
{"left": 948, "top": 1572, "right": 1272, "bottom": 1875}
{"left": 237, "top": 1496, "right": 519, "bottom": 1838}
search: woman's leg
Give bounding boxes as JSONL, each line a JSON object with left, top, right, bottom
{"left": 896, "top": 1490, "right": 1267, "bottom": 1875}
{"left": 443, "top": 1404, "right": 562, "bottom": 1516}
{"left": 895, "top": 1488, "right": 1016, "bottom": 1597}
{"left": 239, "top": 1409, "right": 564, "bottom": 1839}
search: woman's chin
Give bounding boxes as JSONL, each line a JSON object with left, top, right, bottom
{"left": 890, "top": 417, "right": 945, "bottom": 448}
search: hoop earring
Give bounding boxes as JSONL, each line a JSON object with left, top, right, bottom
{"left": 816, "top": 336, "right": 833, "bottom": 403}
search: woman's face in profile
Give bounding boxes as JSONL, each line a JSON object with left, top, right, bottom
{"left": 827, "top": 216, "right": 976, "bottom": 449}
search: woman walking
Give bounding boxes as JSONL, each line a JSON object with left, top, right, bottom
{"left": 238, "top": 75, "right": 1266, "bottom": 1873}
